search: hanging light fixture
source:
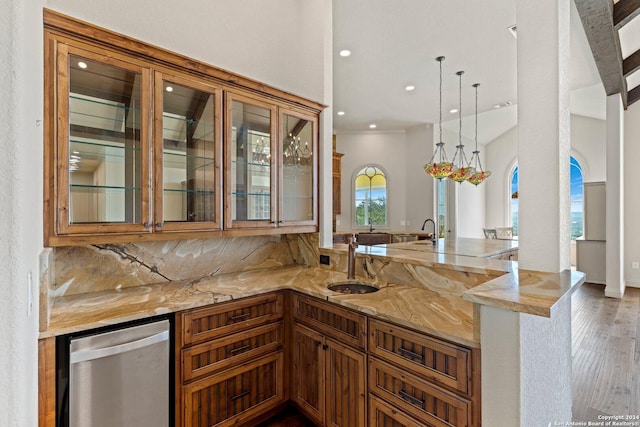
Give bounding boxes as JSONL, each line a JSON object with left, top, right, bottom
{"left": 449, "top": 70, "right": 474, "bottom": 183}
{"left": 424, "top": 56, "right": 454, "bottom": 179}
{"left": 467, "top": 83, "right": 492, "bottom": 185}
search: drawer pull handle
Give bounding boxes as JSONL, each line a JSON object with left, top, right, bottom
{"left": 230, "top": 390, "right": 250, "bottom": 401}
{"left": 398, "top": 346, "right": 424, "bottom": 363}
{"left": 230, "top": 345, "right": 251, "bottom": 355}
{"left": 229, "top": 312, "right": 251, "bottom": 322}
{"left": 399, "top": 389, "right": 425, "bottom": 408}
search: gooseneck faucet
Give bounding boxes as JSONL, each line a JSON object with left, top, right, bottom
{"left": 421, "top": 218, "right": 437, "bottom": 244}
{"left": 347, "top": 234, "right": 358, "bottom": 280}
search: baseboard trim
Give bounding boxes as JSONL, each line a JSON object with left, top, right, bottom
{"left": 626, "top": 281, "right": 640, "bottom": 289}
{"left": 604, "top": 285, "right": 624, "bottom": 298}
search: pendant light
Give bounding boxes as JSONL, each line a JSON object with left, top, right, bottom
{"left": 449, "top": 70, "right": 474, "bottom": 183}
{"left": 467, "top": 83, "right": 492, "bottom": 185}
{"left": 424, "top": 56, "right": 454, "bottom": 179}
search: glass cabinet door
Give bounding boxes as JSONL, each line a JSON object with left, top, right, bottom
{"left": 153, "top": 72, "right": 222, "bottom": 232}
{"left": 279, "top": 109, "right": 318, "bottom": 226}
{"left": 56, "top": 45, "right": 151, "bottom": 235}
{"left": 225, "top": 92, "right": 277, "bottom": 229}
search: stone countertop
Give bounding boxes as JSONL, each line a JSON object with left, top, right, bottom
{"left": 41, "top": 265, "right": 480, "bottom": 348}
{"left": 321, "top": 241, "right": 583, "bottom": 318}
{"left": 381, "top": 237, "right": 518, "bottom": 258}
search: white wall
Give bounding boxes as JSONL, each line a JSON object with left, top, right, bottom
{"left": 0, "top": 0, "right": 45, "bottom": 424}
{"left": 46, "top": 0, "right": 326, "bottom": 104}
{"left": 335, "top": 131, "right": 408, "bottom": 231}
{"left": 624, "top": 101, "right": 640, "bottom": 288}
{"left": 484, "top": 114, "right": 606, "bottom": 229}
{"left": 2, "top": 1, "right": 332, "bottom": 424}
{"left": 405, "top": 124, "right": 435, "bottom": 232}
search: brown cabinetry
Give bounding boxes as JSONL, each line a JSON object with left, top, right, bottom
{"left": 291, "top": 293, "right": 367, "bottom": 427}
{"left": 368, "top": 319, "right": 480, "bottom": 427}
{"left": 44, "top": 11, "right": 321, "bottom": 246}
{"left": 177, "top": 292, "right": 285, "bottom": 427}
{"left": 332, "top": 152, "right": 344, "bottom": 214}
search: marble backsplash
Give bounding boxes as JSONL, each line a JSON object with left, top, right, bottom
{"left": 50, "top": 233, "right": 320, "bottom": 298}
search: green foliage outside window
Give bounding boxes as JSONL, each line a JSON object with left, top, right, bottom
{"left": 355, "top": 198, "right": 386, "bottom": 225}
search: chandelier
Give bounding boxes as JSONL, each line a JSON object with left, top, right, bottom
{"left": 448, "top": 70, "right": 474, "bottom": 183}
{"left": 424, "top": 56, "right": 454, "bottom": 179}
{"left": 466, "top": 83, "right": 491, "bottom": 185}
{"left": 282, "top": 117, "right": 312, "bottom": 167}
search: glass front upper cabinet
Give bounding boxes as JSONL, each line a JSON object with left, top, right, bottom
{"left": 56, "top": 45, "right": 151, "bottom": 235}
{"left": 153, "top": 72, "right": 222, "bottom": 232}
{"left": 225, "top": 92, "right": 277, "bottom": 229}
{"left": 279, "top": 108, "right": 317, "bottom": 226}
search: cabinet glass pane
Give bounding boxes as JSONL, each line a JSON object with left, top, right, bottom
{"left": 230, "top": 100, "right": 272, "bottom": 221}
{"left": 161, "top": 81, "right": 216, "bottom": 222}
{"left": 68, "top": 55, "right": 142, "bottom": 224}
{"left": 282, "top": 114, "right": 314, "bottom": 221}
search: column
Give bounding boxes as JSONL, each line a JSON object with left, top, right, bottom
{"left": 605, "top": 94, "right": 625, "bottom": 297}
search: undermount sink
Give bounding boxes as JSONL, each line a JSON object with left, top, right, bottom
{"left": 327, "top": 281, "right": 380, "bottom": 294}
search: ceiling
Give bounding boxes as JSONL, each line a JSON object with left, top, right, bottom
{"left": 332, "top": 0, "right": 606, "bottom": 143}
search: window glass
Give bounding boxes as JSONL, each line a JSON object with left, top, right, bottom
{"left": 509, "top": 156, "right": 583, "bottom": 240}
{"left": 354, "top": 166, "right": 387, "bottom": 227}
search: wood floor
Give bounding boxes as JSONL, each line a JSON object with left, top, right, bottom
{"left": 572, "top": 282, "right": 640, "bottom": 421}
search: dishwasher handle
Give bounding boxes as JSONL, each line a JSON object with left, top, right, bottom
{"left": 70, "top": 330, "right": 169, "bottom": 364}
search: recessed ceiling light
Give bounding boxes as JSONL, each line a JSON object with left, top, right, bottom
{"left": 77, "top": 61, "right": 87, "bottom": 69}
{"left": 165, "top": 86, "right": 174, "bottom": 92}
{"left": 405, "top": 85, "right": 415, "bottom": 91}
{"left": 337, "top": 111, "right": 345, "bottom": 116}
{"left": 494, "top": 101, "right": 513, "bottom": 109}
{"left": 339, "top": 50, "right": 351, "bottom": 57}
{"left": 369, "top": 124, "right": 377, "bottom": 129}
{"left": 449, "top": 108, "right": 458, "bottom": 114}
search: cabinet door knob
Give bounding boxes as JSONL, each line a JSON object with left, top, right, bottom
{"left": 143, "top": 222, "right": 151, "bottom": 229}
{"left": 156, "top": 222, "right": 163, "bottom": 228}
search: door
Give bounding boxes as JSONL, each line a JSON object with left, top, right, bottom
{"left": 69, "top": 319, "right": 170, "bottom": 427}
{"left": 325, "top": 338, "right": 366, "bottom": 427}
{"left": 224, "top": 91, "right": 277, "bottom": 229}
{"left": 153, "top": 71, "right": 223, "bottom": 232}
{"left": 56, "top": 44, "right": 152, "bottom": 236}
{"left": 291, "top": 323, "right": 324, "bottom": 425}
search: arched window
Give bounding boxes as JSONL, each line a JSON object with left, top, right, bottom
{"left": 509, "top": 156, "right": 584, "bottom": 239}
{"left": 354, "top": 165, "right": 387, "bottom": 227}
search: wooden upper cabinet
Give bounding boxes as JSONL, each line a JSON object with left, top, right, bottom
{"left": 50, "top": 43, "right": 152, "bottom": 239}
{"left": 43, "top": 10, "right": 322, "bottom": 245}
{"left": 279, "top": 107, "right": 318, "bottom": 227}
{"left": 224, "top": 91, "right": 278, "bottom": 230}
{"left": 153, "top": 71, "right": 223, "bottom": 233}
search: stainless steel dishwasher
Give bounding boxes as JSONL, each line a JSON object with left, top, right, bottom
{"left": 67, "top": 318, "right": 170, "bottom": 427}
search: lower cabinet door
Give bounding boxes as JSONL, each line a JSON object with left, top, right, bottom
{"left": 369, "top": 394, "right": 424, "bottom": 427}
{"left": 325, "top": 337, "right": 366, "bottom": 427}
{"left": 291, "top": 323, "right": 325, "bottom": 425}
{"left": 182, "top": 352, "right": 284, "bottom": 427}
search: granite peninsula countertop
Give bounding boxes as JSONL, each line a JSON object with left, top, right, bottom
{"left": 381, "top": 237, "right": 518, "bottom": 258}
{"left": 42, "top": 239, "right": 585, "bottom": 350}
{"left": 42, "top": 264, "right": 479, "bottom": 347}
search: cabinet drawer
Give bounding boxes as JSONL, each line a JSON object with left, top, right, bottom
{"left": 183, "top": 352, "right": 284, "bottom": 427}
{"left": 182, "top": 321, "right": 283, "bottom": 382}
{"left": 181, "top": 292, "right": 283, "bottom": 345}
{"left": 292, "top": 293, "right": 367, "bottom": 350}
{"left": 369, "top": 357, "right": 471, "bottom": 427}
{"left": 369, "top": 319, "right": 471, "bottom": 394}
{"left": 369, "top": 394, "right": 424, "bottom": 427}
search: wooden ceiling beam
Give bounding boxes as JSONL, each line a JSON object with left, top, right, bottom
{"left": 628, "top": 84, "right": 640, "bottom": 105}
{"left": 614, "top": 0, "right": 640, "bottom": 28}
{"left": 623, "top": 49, "right": 640, "bottom": 77}
{"left": 574, "top": 0, "right": 628, "bottom": 106}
